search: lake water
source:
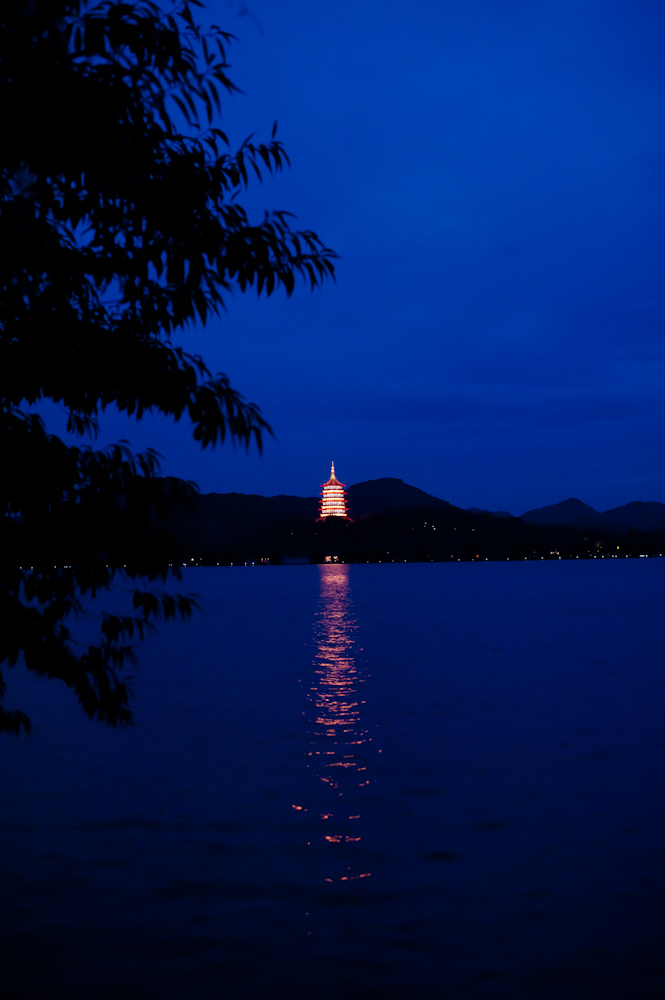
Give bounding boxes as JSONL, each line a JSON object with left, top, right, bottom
{"left": 1, "top": 561, "right": 664, "bottom": 999}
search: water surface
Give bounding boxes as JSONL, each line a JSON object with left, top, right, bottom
{"left": 2, "top": 561, "right": 664, "bottom": 999}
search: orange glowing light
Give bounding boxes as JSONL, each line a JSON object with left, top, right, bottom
{"left": 339, "top": 871, "right": 371, "bottom": 881}
{"left": 319, "top": 461, "right": 348, "bottom": 518}
{"left": 304, "top": 565, "right": 378, "bottom": 886}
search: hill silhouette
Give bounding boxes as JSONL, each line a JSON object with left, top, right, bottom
{"left": 521, "top": 497, "right": 665, "bottom": 533}
{"left": 466, "top": 507, "right": 514, "bottom": 518}
{"left": 347, "top": 478, "right": 454, "bottom": 518}
{"left": 155, "top": 478, "right": 665, "bottom": 564}
{"left": 521, "top": 498, "right": 602, "bottom": 530}
{"left": 602, "top": 501, "right": 665, "bottom": 533}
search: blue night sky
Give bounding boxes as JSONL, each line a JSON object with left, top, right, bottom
{"left": 95, "top": 0, "right": 665, "bottom": 513}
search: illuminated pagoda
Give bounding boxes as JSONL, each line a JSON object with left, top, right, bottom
{"left": 319, "top": 461, "right": 348, "bottom": 519}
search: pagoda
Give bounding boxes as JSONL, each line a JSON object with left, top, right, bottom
{"left": 319, "top": 461, "right": 348, "bottom": 518}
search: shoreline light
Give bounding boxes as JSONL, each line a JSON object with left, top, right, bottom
{"left": 319, "top": 461, "right": 348, "bottom": 518}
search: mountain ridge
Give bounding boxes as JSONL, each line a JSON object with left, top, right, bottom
{"left": 157, "top": 477, "right": 665, "bottom": 564}
{"left": 179, "top": 478, "right": 665, "bottom": 535}
{"left": 521, "top": 497, "right": 665, "bottom": 532}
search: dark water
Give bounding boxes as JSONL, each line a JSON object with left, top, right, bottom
{"left": 1, "top": 561, "right": 664, "bottom": 999}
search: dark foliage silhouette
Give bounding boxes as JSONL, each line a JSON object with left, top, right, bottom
{"left": 0, "top": 0, "right": 335, "bottom": 732}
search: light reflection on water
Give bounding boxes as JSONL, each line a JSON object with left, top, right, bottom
{"left": 303, "top": 564, "right": 373, "bottom": 881}
{"left": 2, "top": 562, "right": 665, "bottom": 999}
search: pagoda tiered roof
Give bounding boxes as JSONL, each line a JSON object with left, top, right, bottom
{"left": 319, "top": 461, "right": 348, "bottom": 518}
